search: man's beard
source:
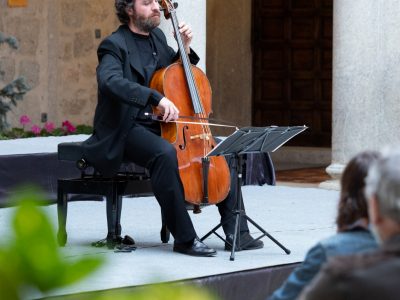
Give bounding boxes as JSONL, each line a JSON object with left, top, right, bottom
{"left": 133, "top": 13, "right": 160, "bottom": 33}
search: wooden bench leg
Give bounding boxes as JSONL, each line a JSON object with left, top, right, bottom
{"left": 57, "top": 185, "right": 68, "bottom": 246}
{"left": 105, "top": 184, "right": 119, "bottom": 249}
{"left": 160, "top": 210, "right": 170, "bottom": 243}
{"left": 105, "top": 194, "right": 122, "bottom": 238}
{"left": 116, "top": 195, "right": 122, "bottom": 236}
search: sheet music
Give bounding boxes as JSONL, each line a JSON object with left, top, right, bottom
{"left": 206, "top": 126, "right": 308, "bottom": 157}
{"left": 206, "top": 129, "right": 244, "bottom": 157}
{"left": 270, "top": 126, "right": 308, "bottom": 152}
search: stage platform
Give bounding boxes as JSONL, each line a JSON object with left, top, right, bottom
{"left": 0, "top": 184, "right": 339, "bottom": 299}
{"left": 0, "top": 135, "right": 275, "bottom": 206}
{"left": 0, "top": 135, "right": 89, "bottom": 206}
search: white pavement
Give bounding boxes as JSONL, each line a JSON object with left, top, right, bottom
{"left": 0, "top": 184, "right": 338, "bottom": 298}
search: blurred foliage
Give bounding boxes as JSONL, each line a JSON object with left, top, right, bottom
{"left": 0, "top": 187, "right": 219, "bottom": 300}
{"left": 0, "top": 32, "right": 31, "bottom": 133}
{"left": 0, "top": 77, "right": 31, "bottom": 133}
{"left": 50, "top": 284, "right": 219, "bottom": 300}
{"left": 104, "top": 285, "right": 218, "bottom": 300}
{"left": 0, "top": 187, "right": 103, "bottom": 299}
{"left": 0, "top": 32, "right": 19, "bottom": 49}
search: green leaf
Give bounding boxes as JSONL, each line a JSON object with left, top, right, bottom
{"left": 92, "top": 284, "right": 219, "bottom": 300}
{"left": 59, "top": 258, "right": 104, "bottom": 287}
{"left": 0, "top": 187, "right": 104, "bottom": 295}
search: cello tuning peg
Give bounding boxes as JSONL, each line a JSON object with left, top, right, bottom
{"left": 159, "top": 1, "right": 178, "bottom": 10}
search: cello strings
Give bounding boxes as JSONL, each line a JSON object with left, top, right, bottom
{"left": 171, "top": 9, "right": 211, "bottom": 156}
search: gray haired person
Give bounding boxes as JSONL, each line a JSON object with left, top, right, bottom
{"left": 299, "top": 148, "right": 400, "bottom": 300}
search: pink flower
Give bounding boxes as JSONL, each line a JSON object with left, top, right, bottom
{"left": 31, "top": 124, "right": 41, "bottom": 135}
{"left": 44, "top": 122, "right": 55, "bottom": 133}
{"left": 62, "top": 120, "right": 76, "bottom": 134}
{"left": 19, "top": 115, "right": 31, "bottom": 126}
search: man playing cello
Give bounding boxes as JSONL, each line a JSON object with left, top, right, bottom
{"left": 83, "top": 0, "right": 263, "bottom": 257}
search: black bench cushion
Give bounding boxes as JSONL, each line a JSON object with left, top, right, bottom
{"left": 58, "top": 142, "right": 148, "bottom": 175}
{"left": 58, "top": 142, "right": 84, "bottom": 161}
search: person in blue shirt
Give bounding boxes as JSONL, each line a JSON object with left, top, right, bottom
{"left": 268, "top": 150, "right": 380, "bottom": 300}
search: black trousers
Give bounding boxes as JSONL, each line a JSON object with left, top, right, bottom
{"left": 124, "top": 124, "right": 248, "bottom": 244}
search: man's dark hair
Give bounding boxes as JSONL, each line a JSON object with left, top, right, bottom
{"left": 336, "top": 150, "right": 380, "bottom": 231}
{"left": 115, "top": 0, "right": 135, "bottom": 24}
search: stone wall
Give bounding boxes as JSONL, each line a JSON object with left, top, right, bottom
{"left": 0, "top": 0, "right": 208, "bottom": 130}
{"left": 0, "top": 0, "right": 119, "bottom": 129}
{"left": 1, "top": 0, "right": 250, "bottom": 135}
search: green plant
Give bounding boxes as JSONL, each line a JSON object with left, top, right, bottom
{"left": 0, "top": 32, "right": 31, "bottom": 133}
{"left": 56, "top": 284, "right": 219, "bottom": 300}
{"left": 0, "top": 187, "right": 103, "bottom": 299}
{"left": 0, "top": 187, "right": 219, "bottom": 300}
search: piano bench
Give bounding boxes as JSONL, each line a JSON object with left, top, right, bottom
{"left": 57, "top": 141, "right": 170, "bottom": 249}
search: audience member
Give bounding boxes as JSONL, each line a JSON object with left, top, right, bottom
{"left": 268, "top": 151, "right": 379, "bottom": 300}
{"left": 299, "top": 148, "right": 400, "bottom": 300}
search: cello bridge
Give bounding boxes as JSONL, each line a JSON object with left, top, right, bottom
{"left": 190, "top": 133, "right": 211, "bottom": 141}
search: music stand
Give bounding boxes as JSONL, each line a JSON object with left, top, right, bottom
{"left": 201, "top": 125, "right": 307, "bottom": 261}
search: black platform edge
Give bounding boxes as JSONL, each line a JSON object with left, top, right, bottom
{"left": 40, "top": 262, "right": 300, "bottom": 300}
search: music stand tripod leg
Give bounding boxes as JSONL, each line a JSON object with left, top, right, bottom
{"left": 200, "top": 222, "right": 223, "bottom": 242}
{"left": 229, "top": 204, "right": 242, "bottom": 261}
{"left": 230, "top": 154, "right": 291, "bottom": 260}
{"left": 228, "top": 153, "right": 243, "bottom": 261}
{"left": 244, "top": 215, "right": 291, "bottom": 254}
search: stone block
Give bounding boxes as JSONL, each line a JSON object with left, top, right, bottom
{"left": 61, "top": 0, "right": 84, "bottom": 28}
{"left": 6, "top": 16, "right": 40, "bottom": 56}
{"left": 61, "top": 88, "right": 89, "bottom": 116}
{"left": 19, "top": 60, "right": 40, "bottom": 88}
{"left": 74, "top": 29, "right": 94, "bottom": 58}
{"left": 61, "top": 42, "right": 73, "bottom": 61}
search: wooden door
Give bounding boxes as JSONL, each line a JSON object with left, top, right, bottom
{"left": 252, "top": 0, "right": 332, "bottom": 147}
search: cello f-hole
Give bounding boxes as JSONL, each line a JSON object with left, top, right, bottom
{"left": 179, "top": 125, "right": 189, "bottom": 150}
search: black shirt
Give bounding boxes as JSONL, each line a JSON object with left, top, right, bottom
{"left": 130, "top": 31, "right": 165, "bottom": 129}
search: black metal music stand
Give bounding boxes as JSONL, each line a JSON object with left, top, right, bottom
{"left": 201, "top": 126, "right": 307, "bottom": 261}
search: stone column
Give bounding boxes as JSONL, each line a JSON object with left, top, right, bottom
{"left": 159, "top": 0, "right": 206, "bottom": 70}
{"left": 323, "top": 0, "right": 400, "bottom": 189}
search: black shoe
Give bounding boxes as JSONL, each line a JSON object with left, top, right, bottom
{"left": 225, "top": 232, "right": 264, "bottom": 251}
{"left": 120, "top": 235, "right": 135, "bottom": 245}
{"left": 173, "top": 237, "right": 217, "bottom": 257}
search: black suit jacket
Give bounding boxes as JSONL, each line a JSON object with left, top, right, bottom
{"left": 83, "top": 25, "right": 199, "bottom": 176}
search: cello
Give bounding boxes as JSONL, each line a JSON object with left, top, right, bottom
{"left": 150, "top": 0, "right": 231, "bottom": 206}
